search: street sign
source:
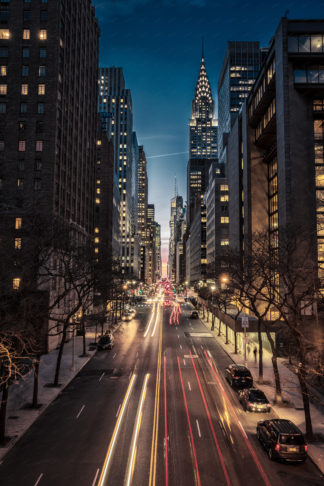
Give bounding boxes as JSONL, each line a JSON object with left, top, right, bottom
{"left": 241, "top": 317, "right": 249, "bottom": 328}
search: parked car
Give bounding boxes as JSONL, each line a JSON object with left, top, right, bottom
{"left": 97, "top": 333, "right": 114, "bottom": 350}
{"left": 122, "top": 311, "right": 134, "bottom": 321}
{"left": 189, "top": 310, "right": 199, "bottom": 319}
{"left": 257, "top": 419, "right": 307, "bottom": 462}
{"left": 239, "top": 388, "right": 271, "bottom": 412}
{"left": 225, "top": 364, "right": 253, "bottom": 389}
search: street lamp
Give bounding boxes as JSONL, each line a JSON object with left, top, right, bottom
{"left": 210, "top": 285, "right": 216, "bottom": 330}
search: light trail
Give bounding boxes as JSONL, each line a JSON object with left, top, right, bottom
{"left": 164, "top": 356, "right": 169, "bottom": 486}
{"left": 177, "top": 356, "right": 202, "bottom": 486}
{"left": 190, "top": 351, "right": 231, "bottom": 486}
{"left": 125, "top": 374, "right": 150, "bottom": 486}
{"left": 149, "top": 312, "right": 163, "bottom": 486}
{"left": 151, "top": 304, "right": 160, "bottom": 337}
{"left": 98, "top": 373, "right": 137, "bottom": 486}
{"left": 203, "top": 351, "right": 272, "bottom": 486}
{"left": 144, "top": 304, "right": 156, "bottom": 337}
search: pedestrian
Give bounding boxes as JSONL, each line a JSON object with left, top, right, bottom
{"left": 253, "top": 347, "right": 257, "bottom": 363}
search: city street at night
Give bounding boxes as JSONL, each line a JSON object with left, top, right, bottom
{"left": 0, "top": 302, "right": 322, "bottom": 486}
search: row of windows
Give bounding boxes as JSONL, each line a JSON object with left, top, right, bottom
{"left": 0, "top": 82, "right": 45, "bottom": 95}
{"left": 249, "top": 59, "right": 275, "bottom": 116}
{"left": 0, "top": 28, "right": 47, "bottom": 39}
{"left": 18, "top": 140, "right": 43, "bottom": 151}
{"left": 288, "top": 35, "right": 324, "bottom": 54}
{"left": 294, "top": 66, "right": 324, "bottom": 84}
{"left": 0, "top": 101, "right": 45, "bottom": 113}
{"left": 15, "top": 178, "right": 42, "bottom": 190}
{"left": 0, "top": 10, "right": 48, "bottom": 22}
{"left": 255, "top": 98, "right": 276, "bottom": 140}
{"left": 0, "top": 46, "right": 47, "bottom": 57}
{"left": 0, "top": 65, "right": 46, "bottom": 76}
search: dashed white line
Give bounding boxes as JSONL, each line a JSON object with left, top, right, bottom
{"left": 76, "top": 405, "right": 85, "bottom": 419}
{"left": 183, "top": 359, "right": 186, "bottom": 366}
{"left": 91, "top": 468, "right": 100, "bottom": 486}
{"left": 207, "top": 349, "right": 212, "bottom": 358}
{"left": 196, "top": 419, "right": 202, "bottom": 438}
{"left": 116, "top": 403, "right": 121, "bottom": 417}
{"left": 113, "top": 353, "right": 117, "bottom": 360}
{"left": 34, "top": 474, "right": 43, "bottom": 486}
{"left": 192, "top": 345, "right": 197, "bottom": 354}
{"left": 180, "top": 344, "right": 182, "bottom": 350}
{"left": 238, "top": 420, "right": 248, "bottom": 439}
{"left": 99, "top": 372, "right": 105, "bottom": 382}
{"left": 136, "top": 351, "right": 139, "bottom": 358}
{"left": 188, "top": 381, "right": 191, "bottom": 391}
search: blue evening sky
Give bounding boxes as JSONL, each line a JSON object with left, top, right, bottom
{"left": 93, "top": 0, "right": 324, "bottom": 261}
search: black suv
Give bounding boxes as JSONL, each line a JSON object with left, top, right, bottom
{"left": 257, "top": 419, "right": 307, "bottom": 462}
{"left": 225, "top": 364, "right": 253, "bottom": 389}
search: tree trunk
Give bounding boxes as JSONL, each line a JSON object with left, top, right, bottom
{"left": 218, "top": 319, "right": 221, "bottom": 336}
{"left": 54, "top": 326, "right": 67, "bottom": 386}
{"left": 0, "top": 381, "right": 9, "bottom": 444}
{"left": 32, "top": 354, "right": 41, "bottom": 408}
{"left": 264, "top": 328, "right": 282, "bottom": 403}
{"left": 296, "top": 336, "right": 314, "bottom": 440}
{"left": 257, "top": 319, "right": 263, "bottom": 384}
{"left": 81, "top": 319, "right": 87, "bottom": 357}
{"left": 225, "top": 323, "right": 228, "bottom": 344}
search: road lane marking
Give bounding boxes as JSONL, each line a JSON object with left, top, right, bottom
{"left": 177, "top": 357, "right": 202, "bottom": 486}
{"left": 164, "top": 356, "right": 169, "bottom": 486}
{"left": 91, "top": 469, "right": 100, "bottom": 486}
{"left": 180, "top": 344, "right": 182, "bottom": 350}
{"left": 76, "top": 405, "right": 85, "bottom": 419}
{"left": 149, "top": 310, "right": 163, "bottom": 486}
{"left": 99, "top": 372, "right": 105, "bottom": 382}
{"left": 196, "top": 419, "right": 202, "bottom": 438}
{"left": 125, "top": 374, "right": 150, "bottom": 486}
{"left": 207, "top": 349, "right": 212, "bottom": 358}
{"left": 113, "top": 353, "right": 116, "bottom": 359}
{"left": 98, "top": 374, "right": 137, "bottom": 486}
{"left": 192, "top": 345, "right": 197, "bottom": 354}
{"left": 116, "top": 403, "right": 121, "bottom": 417}
{"left": 183, "top": 359, "right": 186, "bottom": 366}
{"left": 144, "top": 304, "right": 156, "bottom": 337}
{"left": 188, "top": 381, "right": 191, "bottom": 391}
{"left": 151, "top": 304, "right": 160, "bottom": 337}
{"left": 34, "top": 474, "right": 43, "bottom": 486}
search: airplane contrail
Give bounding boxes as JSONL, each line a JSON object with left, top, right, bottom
{"left": 146, "top": 151, "right": 188, "bottom": 159}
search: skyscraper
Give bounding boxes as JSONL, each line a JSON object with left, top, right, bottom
{"left": 218, "top": 41, "right": 262, "bottom": 162}
{"left": 189, "top": 46, "right": 218, "bottom": 160}
{"left": 137, "top": 146, "right": 148, "bottom": 281}
{"left": 98, "top": 67, "right": 134, "bottom": 274}
{"left": 168, "top": 185, "right": 183, "bottom": 281}
{"left": 0, "top": 0, "right": 100, "bottom": 349}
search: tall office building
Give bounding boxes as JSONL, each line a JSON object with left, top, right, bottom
{"left": 189, "top": 47, "right": 218, "bottom": 159}
{"left": 218, "top": 41, "right": 262, "bottom": 162}
{"left": 98, "top": 67, "right": 134, "bottom": 274}
{"left": 168, "top": 188, "right": 183, "bottom": 281}
{"left": 155, "top": 222, "right": 161, "bottom": 280}
{"left": 0, "top": 0, "right": 100, "bottom": 349}
{"left": 137, "top": 146, "right": 148, "bottom": 281}
{"left": 146, "top": 203, "right": 156, "bottom": 284}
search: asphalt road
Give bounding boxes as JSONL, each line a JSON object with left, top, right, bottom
{"left": 0, "top": 301, "right": 322, "bottom": 486}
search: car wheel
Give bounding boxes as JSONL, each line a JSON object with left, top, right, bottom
{"left": 268, "top": 447, "right": 274, "bottom": 461}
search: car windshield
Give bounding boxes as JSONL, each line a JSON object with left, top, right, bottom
{"left": 279, "top": 434, "right": 304, "bottom": 445}
{"left": 249, "top": 390, "right": 266, "bottom": 401}
{"left": 234, "top": 370, "right": 251, "bottom": 377}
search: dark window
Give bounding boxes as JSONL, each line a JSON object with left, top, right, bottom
{"left": 18, "top": 161, "right": 24, "bottom": 171}
{"left": 40, "top": 10, "right": 47, "bottom": 21}
{"left": 22, "top": 48, "right": 30, "bottom": 58}
{"left": 39, "top": 66, "right": 45, "bottom": 76}
{"left": 34, "top": 179, "right": 41, "bottom": 190}
{"left": 0, "top": 47, "right": 8, "bottom": 57}
{"left": 23, "top": 11, "right": 30, "bottom": 22}
{"left": 22, "top": 65, "right": 29, "bottom": 76}
{"left": 37, "top": 102, "right": 44, "bottom": 114}
{"left": 0, "top": 102, "right": 6, "bottom": 113}
{"left": 36, "top": 121, "right": 43, "bottom": 132}
{"left": 0, "top": 10, "right": 9, "bottom": 23}
{"left": 19, "top": 121, "right": 26, "bottom": 130}
{"left": 20, "top": 103, "right": 27, "bottom": 113}
{"left": 40, "top": 48, "right": 46, "bottom": 58}
{"left": 35, "top": 160, "right": 42, "bottom": 171}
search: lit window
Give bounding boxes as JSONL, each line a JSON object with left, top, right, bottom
{"left": 21, "top": 83, "right": 28, "bottom": 95}
{"left": 94, "top": 237, "right": 99, "bottom": 243}
{"left": 0, "top": 84, "right": 7, "bottom": 95}
{"left": 221, "top": 217, "right": 229, "bottom": 224}
{"left": 15, "top": 217, "right": 22, "bottom": 229}
{"left": 23, "top": 29, "right": 30, "bottom": 40}
{"left": 0, "top": 30, "right": 9, "bottom": 40}
{"left": 96, "top": 179, "right": 100, "bottom": 184}
{"left": 95, "top": 198, "right": 100, "bottom": 204}
{"left": 220, "top": 195, "right": 229, "bottom": 202}
{"left": 220, "top": 239, "right": 229, "bottom": 246}
{"left": 18, "top": 140, "right": 26, "bottom": 151}
{"left": 220, "top": 185, "right": 229, "bottom": 191}
{"left": 96, "top": 188, "right": 100, "bottom": 194}
{"left": 94, "top": 248, "right": 99, "bottom": 254}
{"left": 97, "top": 140, "right": 101, "bottom": 146}
{"left": 13, "top": 278, "right": 21, "bottom": 290}
{"left": 14, "top": 238, "right": 22, "bottom": 249}
{"left": 39, "top": 29, "right": 47, "bottom": 40}
{"left": 0, "top": 65, "right": 6, "bottom": 76}
{"left": 94, "top": 227, "right": 99, "bottom": 233}
{"left": 17, "top": 178, "right": 24, "bottom": 189}
{"left": 36, "top": 140, "right": 43, "bottom": 151}
{"left": 38, "top": 84, "right": 45, "bottom": 95}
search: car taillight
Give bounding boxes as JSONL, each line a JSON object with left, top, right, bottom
{"left": 267, "top": 403, "right": 271, "bottom": 408}
{"left": 275, "top": 444, "right": 280, "bottom": 452}
{"left": 233, "top": 376, "right": 239, "bottom": 379}
{"left": 304, "top": 444, "right": 308, "bottom": 452}
{"left": 248, "top": 402, "right": 253, "bottom": 407}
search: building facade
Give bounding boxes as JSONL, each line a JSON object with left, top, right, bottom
{"left": 168, "top": 190, "right": 183, "bottom": 281}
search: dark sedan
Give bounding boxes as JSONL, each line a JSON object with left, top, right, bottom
{"left": 239, "top": 388, "right": 271, "bottom": 412}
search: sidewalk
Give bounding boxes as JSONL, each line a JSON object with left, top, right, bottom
{"left": 0, "top": 321, "right": 122, "bottom": 462}
{"left": 199, "top": 311, "right": 324, "bottom": 475}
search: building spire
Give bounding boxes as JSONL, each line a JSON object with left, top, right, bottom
{"left": 202, "top": 36, "right": 204, "bottom": 60}
{"left": 174, "top": 176, "right": 177, "bottom": 197}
